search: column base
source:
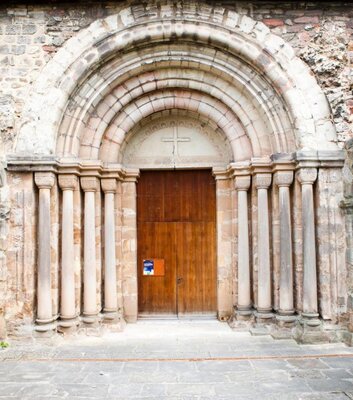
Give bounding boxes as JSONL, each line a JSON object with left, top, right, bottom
{"left": 229, "top": 307, "right": 254, "bottom": 330}
{"left": 250, "top": 309, "right": 274, "bottom": 335}
{"left": 341, "top": 330, "right": 353, "bottom": 347}
{"left": 271, "top": 314, "right": 298, "bottom": 339}
{"left": 275, "top": 313, "right": 297, "bottom": 328}
{"left": 79, "top": 313, "right": 102, "bottom": 336}
{"left": 102, "top": 311, "right": 126, "bottom": 332}
{"left": 235, "top": 306, "right": 253, "bottom": 320}
{"left": 294, "top": 315, "right": 329, "bottom": 344}
{"left": 254, "top": 309, "right": 274, "bottom": 324}
{"left": 34, "top": 319, "right": 56, "bottom": 338}
{"left": 81, "top": 312, "right": 100, "bottom": 324}
{"left": 57, "top": 316, "right": 79, "bottom": 335}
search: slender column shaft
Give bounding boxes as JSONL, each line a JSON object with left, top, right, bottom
{"left": 298, "top": 168, "right": 318, "bottom": 316}
{"left": 275, "top": 171, "right": 294, "bottom": 315}
{"left": 35, "top": 172, "right": 55, "bottom": 328}
{"left": 255, "top": 173, "right": 272, "bottom": 313}
{"left": 81, "top": 177, "right": 99, "bottom": 322}
{"left": 58, "top": 175, "right": 78, "bottom": 325}
{"left": 102, "top": 179, "right": 117, "bottom": 316}
{"left": 235, "top": 175, "right": 251, "bottom": 313}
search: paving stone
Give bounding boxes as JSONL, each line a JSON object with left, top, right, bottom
{"left": 1, "top": 322, "right": 353, "bottom": 398}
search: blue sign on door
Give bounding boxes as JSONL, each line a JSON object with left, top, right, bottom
{"left": 143, "top": 259, "right": 154, "bottom": 275}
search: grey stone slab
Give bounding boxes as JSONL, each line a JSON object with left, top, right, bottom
{"left": 214, "top": 382, "right": 261, "bottom": 397}
{"left": 176, "top": 370, "right": 229, "bottom": 383}
{"left": 0, "top": 383, "right": 23, "bottom": 397}
{"left": 53, "top": 383, "right": 110, "bottom": 398}
{"left": 108, "top": 383, "right": 144, "bottom": 397}
{"left": 80, "top": 361, "right": 124, "bottom": 373}
{"left": 323, "top": 357, "right": 353, "bottom": 369}
{"left": 289, "top": 368, "right": 324, "bottom": 379}
{"left": 322, "top": 368, "right": 353, "bottom": 380}
{"left": 129, "top": 370, "right": 179, "bottom": 384}
{"left": 286, "top": 358, "right": 331, "bottom": 369}
{"left": 250, "top": 359, "right": 293, "bottom": 370}
{"left": 306, "top": 378, "right": 353, "bottom": 392}
{"left": 121, "top": 361, "right": 159, "bottom": 374}
{"left": 0, "top": 371, "right": 55, "bottom": 383}
{"left": 196, "top": 360, "right": 253, "bottom": 372}
{"left": 17, "top": 383, "right": 56, "bottom": 397}
{"left": 158, "top": 361, "right": 198, "bottom": 373}
{"left": 299, "top": 394, "right": 353, "bottom": 400}
{"left": 165, "top": 383, "right": 215, "bottom": 396}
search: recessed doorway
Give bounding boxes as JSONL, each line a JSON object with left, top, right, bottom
{"left": 137, "top": 170, "right": 217, "bottom": 318}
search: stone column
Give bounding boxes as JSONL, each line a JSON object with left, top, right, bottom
{"left": 58, "top": 174, "right": 78, "bottom": 332}
{"left": 234, "top": 175, "right": 252, "bottom": 319}
{"left": 274, "top": 171, "right": 296, "bottom": 323}
{"left": 298, "top": 168, "right": 320, "bottom": 325}
{"left": 254, "top": 173, "right": 273, "bottom": 322}
{"left": 81, "top": 177, "right": 99, "bottom": 324}
{"left": 101, "top": 178, "right": 119, "bottom": 323}
{"left": 34, "top": 172, "right": 55, "bottom": 333}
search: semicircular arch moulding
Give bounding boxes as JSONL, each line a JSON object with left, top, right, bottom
{"left": 14, "top": 1, "right": 338, "bottom": 160}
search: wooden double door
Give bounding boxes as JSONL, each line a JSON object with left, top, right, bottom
{"left": 137, "top": 170, "right": 217, "bottom": 317}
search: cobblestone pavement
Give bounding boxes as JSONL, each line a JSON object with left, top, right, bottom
{"left": 1, "top": 321, "right": 353, "bottom": 399}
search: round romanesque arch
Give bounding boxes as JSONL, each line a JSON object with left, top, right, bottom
{"left": 14, "top": 2, "right": 337, "bottom": 159}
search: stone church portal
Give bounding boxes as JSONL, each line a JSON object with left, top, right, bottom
{"left": 0, "top": 1, "right": 352, "bottom": 345}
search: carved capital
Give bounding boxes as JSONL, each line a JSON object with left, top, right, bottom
{"left": 254, "top": 173, "right": 272, "bottom": 189}
{"left": 34, "top": 172, "right": 55, "bottom": 189}
{"left": 297, "top": 168, "right": 317, "bottom": 185}
{"left": 101, "top": 178, "right": 117, "bottom": 193}
{"left": 234, "top": 175, "right": 251, "bottom": 191}
{"left": 274, "top": 171, "right": 293, "bottom": 187}
{"left": 80, "top": 177, "right": 99, "bottom": 192}
{"left": 58, "top": 174, "right": 78, "bottom": 191}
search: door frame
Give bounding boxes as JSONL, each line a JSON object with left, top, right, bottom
{"left": 121, "top": 167, "right": 234, "bottom": 322}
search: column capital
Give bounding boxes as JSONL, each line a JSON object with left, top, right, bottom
{"left": 101, "top": 178, "right": 117, "bottom": 193}
{"left": 34, "top": 172, "right": 55, "bottom": 189}
{"left": 234, "top": 175, "right": 251, "bottom": 191}
{"left": 254, "top": 173, "right": 272, "bottom": 189}
{"left": 58, "top": 174, "right": 78, "bottom": 191}
{"left": 81, "top": 177, "right": 99, "bottom": 192}
{"left": 274, "top": 171, "right": 294, "bottom": 187}
{"left": 297, "top": 168, "right": 317, "bottom": 185}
